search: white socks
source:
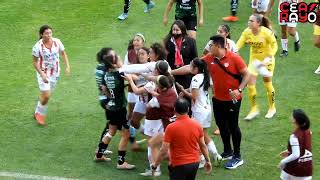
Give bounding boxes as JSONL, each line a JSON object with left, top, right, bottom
{"left": 147, "top": 146, "right": 160, "bottom": 171}
{"left": 207, "top": 141, "right": 219, "bottom": 158}
{"left": 35, "top": 101, "right": 48, "bottom": 115}
{"left": 294, "top": 32, "right": 299, "bottom": 42}
{"left": 281, "top": 39, "right": 288, "bottom": 51}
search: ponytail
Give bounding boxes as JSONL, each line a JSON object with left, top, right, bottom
{"left": 192, "top": 58, "right": 210, "bottom": 91}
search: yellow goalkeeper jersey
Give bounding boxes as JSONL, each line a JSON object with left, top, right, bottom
{"left": 236, "top": 26, "right": 278, "bottom": 62}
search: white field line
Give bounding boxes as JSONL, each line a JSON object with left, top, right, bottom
{"left": 0, "top": 171, "right": 80, "bottom": 180}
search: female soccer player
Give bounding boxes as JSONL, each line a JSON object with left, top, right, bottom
{"left": 118, "top": 0, "right": 155, "bottom": 20}
{"left": 123, "top": 61, "right": 175, "bottom": 176}
{"left": 163, "top": 0, "right": 203, "bottom": 39}
{"left": 32, "top": 25, "right": 70, "bottom": 126}
{"left": 237, "top": 14, "right": 278, "bottom": 120}
{"left": 268, "top": 0, "right": 301, "bottom": 57}
{"left": 203, "top": 24, "right": 238, "bottom": 55}
{"left": 94, "top": 48, "right": 135, "bottom": 170}
{"left": 279, "top": 109, "right": 312, "bottom": 179}
{"left": 124, "top": 33, "right": 145, "bottom": 133}
{"left": 176, "top": 58, "right": 222, "bottom": 165}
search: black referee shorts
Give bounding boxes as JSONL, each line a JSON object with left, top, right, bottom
{"left": 168, "top": 162, "right": 199, "bottom": 180}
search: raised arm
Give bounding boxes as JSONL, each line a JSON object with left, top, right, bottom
{"left": 170, "top": 64, "right": 191, "bottom": 76}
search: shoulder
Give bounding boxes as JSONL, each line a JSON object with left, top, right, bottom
{"left": 242, "top": 28, "right": 251, "bottom": 35}
{"left": 192, "top": 74, "right": 203, "bottom": 81}
{"left": 52, "top": 37, "right": 62, "bottom": 43}
{"left": 33, "top": 39, "right": 42, "bottom": 48}
{"left": 289, "top": 134, "right": 299, "bottom": 145}
{"left": 261, "top": 27, "right": 273, "bottom": 35}
{"left": 201, "top": 53, "right": 213, "bottom": 62}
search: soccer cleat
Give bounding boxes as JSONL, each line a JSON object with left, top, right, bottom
{"left": 225, "top": 157, "right": 244, "bottom": 170}
{"left": 265, "top": 109, "right": 276, "bottom": 119}
{"left": 213, "top": 153, "right": 223, "bottom": 164}
{"left": 103, "top": 149, "right": 113, "bottom": 155}
{"left": 294, "top": 40, "right": 301, "bottom": 52}
{"left": 222, "top": 16, "right": 239, "bottom": 22}
{"left": 221, "top": 152, "right": 234, "bottom": 161}
{"left": 314, "top": 65, "right": 320, "bottom": 75}
{"left": 244, "top": 110, "right": 260, "bottom": 121}
{"left": 117, "top": 13, "right": 128, "bottom": 21}
{"left": 139, "top": 169, "right": 161, "bottom": 176}
{"left": 117, "top": 162, "right": 135, "bottom": 170}
{"left": 34, "top": 113, "right": 46, "bottom": 126}
{"left": 213, "top": 128, "right": 220, "bottom": 135}
{"left": 280, "top": 50, "right": 288, "bottom": 57}
{"left": 144, "top": 1, "right": 155, "bottom": 13}
{"left": 94, "top": 155, "right": 111, "bottom": 162}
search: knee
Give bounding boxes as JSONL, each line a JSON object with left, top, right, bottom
{"left": 288, "top": 29, "right": 295, "bottom": 36}
{"left": 41, "top": 94, "right": 50, "bottom": 104}
{"left": 130, "top": 120, "right": 140, "bottom": 129}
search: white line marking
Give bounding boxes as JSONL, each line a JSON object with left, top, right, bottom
{"left": 0, "top": 172, "right": 80, "bottom": 180}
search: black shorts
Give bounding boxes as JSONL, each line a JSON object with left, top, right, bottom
{"left": 175, "top": 15, "right": 197, "bottom": 31}
{"left": 99, "top": 99, "right": 109, "bottom": 110}
{"left": 105, "top": 107, "right": 130, "bottom": 130}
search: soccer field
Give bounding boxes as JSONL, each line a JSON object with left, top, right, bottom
{"left": 0, "top": 0, "right": 319, "bottom": 179}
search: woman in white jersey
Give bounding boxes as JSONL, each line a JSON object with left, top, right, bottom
{"left": 203, "top": 24, "right": 238, "bottom": 55}
{"left": 32, "top": 25, "right": 70, "bottom": 126}
{"left": 176, "top": 58, "right": 222, "bottom": 166}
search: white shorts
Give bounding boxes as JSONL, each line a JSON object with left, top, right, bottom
{"left": 280, "top": 170, "right": 312, "bottom": 180}
{"left": 252, "top": 0, "right": 270, "bottom": 13}
{"left": 192, "top": 111, "right": 212, "bottom": 128}
{"left": 278, "top": 6, "right": 297, "bottom": 27}
{"left": 127, "top": 92, "right": 139, "bottom": 103}
{"left": 133, "top": 101, "right": 147, "bottom": 114}
{"left": 37, "top": 74, "right": 59, "bottom": 91}
{"left": 144, "top": 119, "right": 163, "bottom": 137}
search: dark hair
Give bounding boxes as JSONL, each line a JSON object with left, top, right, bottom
{"left": 96, "top": 47, "right": 117, "bottom": 70}
{"left": 138, "top": 47, "right": 150, "bottom": 63}
{"left": 150, "top": 42, "right": 167, "bottom": 61}
{"left": 39, "top": 25, "right": 52, "bottom": 40}
{"left": 293, "top": 109, "right": 310, "bottom": 130}
{"left": 192, "top": 58, "right": 210, "bottom": 91}
{"left": 219, "top": 24, "right": 231, "bottom": 39}
{"left": 164, "top": 20, "right": 187, "bottom": 45}
{"left": 155, "top": 61, "right": 174, "bottom": 87}
{"left": 157, "top": 75, "right": 171, "bottom": 91}
{"left": 127, "top": 39, "right": 134, "bottom": 51}
{"left": 174, "top": 98, "right": 190, "bottom": 115}
{"left": 209, "top": 35, "right": 225, "bottom": 48}
{"left": 253, "top": 14, "right": 272, "bottom": 30}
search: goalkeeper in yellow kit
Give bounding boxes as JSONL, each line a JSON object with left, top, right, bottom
{"left": 237, "top": 14, "right": 277, "bottom": 120}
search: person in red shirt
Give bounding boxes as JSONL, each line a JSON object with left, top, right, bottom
{"left": 171, "top": 35, "right": 250, "bottom": 169}
{"left": 152, "top": 98, "right": 212, "bottom": 180}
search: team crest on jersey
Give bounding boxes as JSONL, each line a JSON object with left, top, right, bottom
{"left": 279, "top": 2, "right": 319, "bottom": 23}
{"left": 224, "top": 63, "right": 229, "bottom": 68}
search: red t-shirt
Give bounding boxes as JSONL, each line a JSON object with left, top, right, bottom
{"left": 202, "top": 51, "right": 247, "bottom": 101}
{"left": 164, "top": 115, "right": 204, "bottom": 167}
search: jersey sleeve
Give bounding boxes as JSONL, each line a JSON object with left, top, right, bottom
{"left": 204, "top": 40, "right": 211, "bottom": 53}
{"left": 144, "top": 81, "right": 156, "bottom": 93}
{"left": 32, "top": 44, "right": 40, "bottom": 58}
{"left": 266, "top": 31, "right": 278, "bottom": 56}
{"left": 124, "top": 52, "right": 129, "bottom": 65}
{"left": 234, "top": 54, "right": 247, "bottom": 73}
{"left": 57, "top": 39, "right": 65, "bottom": 52}
{"left": 191, "top": 75, "right": 202, "bottom": 89}
{"left": 147, "top": 97, "right": 160, "bottom": 108}
{"left": 163, "top": 125, "right": 172, "bottom": 143}
{"left": 236, "top": 30, "right": 248, "bottom": 50}
{"left": 289, "top": 134, "right": 299, "bottom": 146}
{"left": 229, "top": 40, "right": 238, "bottom": 53}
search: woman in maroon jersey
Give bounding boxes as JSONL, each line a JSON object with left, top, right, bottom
{"left": 279, "top": 109, "right": 312, "bottom": 180}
